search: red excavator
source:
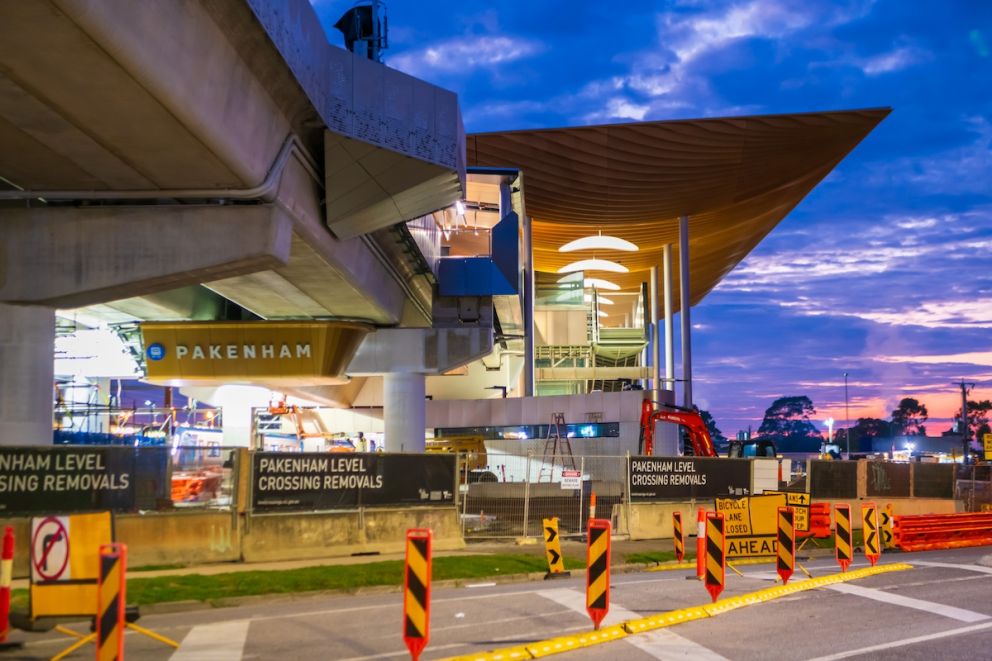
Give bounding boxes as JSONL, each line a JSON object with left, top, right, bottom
{"left": 639, "top": 400, "right": 776, "bottom": 458}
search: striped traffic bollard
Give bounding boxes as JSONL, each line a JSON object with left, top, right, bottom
{"left": 704, "top": 512, "right": 726, "bottom": 603}
{"left": 96, "top": 543, "right": 127, "bottom": 661}
{"left": 776, "top": 507, "right": 795, "bottom": 585}
{"left": 542, "top": 517, "right": 568, "bottom": 577}
{"left": 586, "top": 518, "right": 611, "bottom": 630}
{"left": 672, "top": 511, "right": 685, "bottom": 563}
{"left": 696, "top": 507, "right": 706, "bottom": 580}
{"left": 862, "top": 502, "right": 881, "bottom": 566}
{"left": 0, "top": 527, "right": 12, "bottom": 644}
{"left": 834, "top": 504, "right": 853, "bottom": 572}
{"left": 881, "top": 503, "right": 895, "bottom": 550}
{"left": 403, "top": 529, "right": 433, "bottom": 661}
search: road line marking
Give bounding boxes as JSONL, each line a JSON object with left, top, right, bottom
{"left": 537, "top": 587, "right": 727, "bottom": 660}
{"left": 806, "top": 620, "right": 992, "bottom": 660}
{"left": 169, "top": 620, "right": 250, "bottom": 660}
{"left": 912, "top": 560, "right": 992, "bottom": 574}
{"left": 827, "top": 583, "right": 990, "bottom": 622}
{"left": 465, "top": 582, "right": 497, "bottom": 588}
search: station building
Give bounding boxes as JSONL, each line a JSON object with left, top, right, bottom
{"left": 0, "top": 0, "right": 887, "bottom": 457}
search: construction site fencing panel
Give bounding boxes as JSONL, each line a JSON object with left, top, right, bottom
{"left": 865, "top": 461, "right": 911, "bottom": 498}
{"left": 955, "top": 465, "right": 992, "bottom": 512}
{"left": 0, "top": 444, "right": 239, "bottom": 513}
{"left": 459, "top": 443, "right": 629, "bottom": 539}
{"left": 913, "top": 462, "right": 955, "bottom": 499}
{"left": 809, "top": 460, "right": 859, "bottom": 499}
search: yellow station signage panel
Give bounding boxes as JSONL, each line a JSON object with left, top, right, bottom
{"left": 141, "top": 321, "right": 371, "bottom": 386}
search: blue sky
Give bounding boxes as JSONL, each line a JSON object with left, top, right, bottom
{"left": 314, "top": 0, "right": 992, "bottom": 436}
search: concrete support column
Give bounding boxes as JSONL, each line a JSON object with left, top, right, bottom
{"left": 522, "top": 215, "right": 535, "bottom": 396}
{"left": 0, "top": 303, "right": 54, "bottom": 445}
{"left": 678, "top": 216, "right": 692, "bottom": 408}
{"left": 662, "top": 244, "right": 675, "bottom": 393}
{"left": 649, "top": 265, "right": 660, "bottom": 392}
{"left": 384, "top": 372, "right": 426, "bottom": 453}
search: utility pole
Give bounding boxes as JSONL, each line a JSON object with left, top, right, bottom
{"left": 844, "top": 372, "right": 850, "bottom": 460}
{"left": 959, "top": 380, "right": 975, "bottom": 464}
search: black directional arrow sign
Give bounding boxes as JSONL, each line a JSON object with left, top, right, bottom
{"left": 542, "top": 517, "right": 566, "bottom": 575}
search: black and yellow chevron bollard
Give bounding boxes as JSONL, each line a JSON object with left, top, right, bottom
{"left": 586, "top": 518, "right": 611, "bottom": 630}
{"left": 96, "top": 543, "right": 127, "bottom": 661}
{"left": 862, "top": 502, "right": 881, "bottom": 566}
{"left": 672, "top": 511, "right": 685, "bottom": 563}
{"left": 881, "top": 503, "right": 895, "bottom": 549}
{"left": 704, "top": 512, "right": 726, "bottom": 603}
{"left": 834, "top": 504, "right": 853, "bottom": 572}
{"left": 543, "top": 517, "right": 569, "bottom": 578}
{"left": 403, "top": 528, "right": 433, "bottom": 661}
{"left": 776, "top": 507, "right": 795, "bottom": 585}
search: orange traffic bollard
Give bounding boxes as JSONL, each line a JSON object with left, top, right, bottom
{"left": 0, "top": 527, "right": 12, "bottom": 644}
{"left": 696, "top": 507, "right": 706, "bottom": 580}
{"left": 672, "top": 511, "right": 685, "bottom": 563}
{"left": 586, "top": 518, "right": 611, "bottom": 630}
{"left": 589, "top": 491, "right": 597, "bottom": 520}
{"left": 834, "top": 504, "right": 853, "bottom": 572}
{"left": 403, "top": 529, "right": 433, "bottom": 661}
{"left": 776, "top": 507, "right": 795, "bottom": 585}
{"left": 96, "top": 543, "right": 127, "bottom": 661}
{"left": 704, "top": 512, "right": 726, "bottom": 602}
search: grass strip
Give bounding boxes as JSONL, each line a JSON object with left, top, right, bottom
{"left": 8, "top": 554, "right": 584, "bottom": 612}
{"left": 624, "top": 550, "right": 682, "bottom": 565}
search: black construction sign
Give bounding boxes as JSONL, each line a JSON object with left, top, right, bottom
{"left": 628, "top": 457, "right": 751, "bottom": 500}
{"left": 251, "top": 452, "right": 456, "bottom": 511}
{"left": 0, "top": 447, "right": 137, "bottom": 513}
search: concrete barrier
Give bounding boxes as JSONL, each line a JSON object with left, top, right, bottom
{"left": 242, "top": 506, "right": 463, "bottom": 562}
{"left": 116, "top": 511, "right": 241, "bottom": 567}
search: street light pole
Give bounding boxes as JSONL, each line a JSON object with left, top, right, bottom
{"left": 844, "top": 372, "right": 850, "bottom": 459}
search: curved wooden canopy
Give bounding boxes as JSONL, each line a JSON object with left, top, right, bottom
{"left": 467, "top": 108, "right": 889, "bottom": 314}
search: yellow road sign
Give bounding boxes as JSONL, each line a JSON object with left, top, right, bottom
{"left": 715, "top": 493, "right": 787, "bottom": 557}
{"left": 30, "top": 511, "right": 112, "bottom": 619}
{"left": 542, "top": 518, "right": 566, "bottom": 574}
{"left": 984, "top": 433, "right": 992, "bottom": 461}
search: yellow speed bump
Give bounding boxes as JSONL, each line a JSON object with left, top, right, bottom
{"left": 440, "top": 563, "right": 913, "bottom": 661}
{"left": 525, "top": 625, "right": 627, "bottom": 658}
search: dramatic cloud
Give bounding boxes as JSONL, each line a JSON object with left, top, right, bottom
{"left": 389, "top": 35, "right": 543, "bottom": 78}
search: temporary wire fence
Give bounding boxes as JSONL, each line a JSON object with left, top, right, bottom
{"left": 457, "top": 449, "right": 630, "bottom": 540}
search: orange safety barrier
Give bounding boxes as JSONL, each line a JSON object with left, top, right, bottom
{"left": 893, "top": 513, "right": 992, "bottom": 551}
{"left": 798, "top": 502, "right": 832, "bottom": 538}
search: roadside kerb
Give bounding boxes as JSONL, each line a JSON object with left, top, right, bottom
{"left": 441, "top": 563, "right": 914, "bottom": 661}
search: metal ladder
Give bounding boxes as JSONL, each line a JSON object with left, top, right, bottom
{"left": 539, "top": 412, "right": 577, "bottom": 481}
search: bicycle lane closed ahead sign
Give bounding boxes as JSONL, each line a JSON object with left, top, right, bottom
{"left": 31, "top": 516, "right": 70, "bottom": 582}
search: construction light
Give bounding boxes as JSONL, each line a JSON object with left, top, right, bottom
{"left": 584, "top": 278, "right": 620, "bottom": 291}
{"left": 559, "top": 234, "right": 638, "bottom": 252}
{"left": 558, "top": 258, "right": 629, "bottom": 274}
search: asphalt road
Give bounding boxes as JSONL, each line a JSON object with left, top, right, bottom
{"left": 9, "top": 547, "right": 992, "bottom": 660}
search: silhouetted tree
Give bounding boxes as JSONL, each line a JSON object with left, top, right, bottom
{"left": 950, "top": 400, "right": 992, "bottom": 443}
{"left": 845, "top": 417, "right": 893, "bottom": 452}
{"left": 757, "top": 396, "right": 821, "bottom": 451}
{"left": 890, "top": 398, "right": 928, "bottom": 436}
